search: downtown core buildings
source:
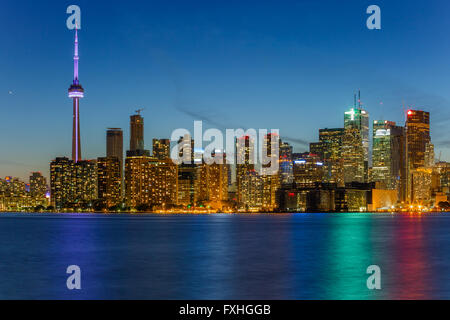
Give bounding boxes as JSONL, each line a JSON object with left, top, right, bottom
{"left": 11, "top": 30, "right": 448, "bottom": 213}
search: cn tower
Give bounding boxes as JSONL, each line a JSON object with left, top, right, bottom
{"left": 68, "top": 28, "right": 84, "bottom": 163}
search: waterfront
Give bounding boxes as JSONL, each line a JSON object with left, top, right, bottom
{"left": 0, "top": 213, "right": 449, "bottom": 300}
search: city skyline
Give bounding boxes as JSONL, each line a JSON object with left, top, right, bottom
{"left": 3, "top": 1, "right": 450, "bottom": 181}
{"left": 1, "top": 102, "right": 443, "bottom": 213}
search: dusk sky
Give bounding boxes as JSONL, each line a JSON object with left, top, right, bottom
{"left": 2, "top": 0, "right": 450, "bottom": 180}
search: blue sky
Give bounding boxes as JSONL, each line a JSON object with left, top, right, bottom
{"left": 2, "top": 0, "right": 450, "bottom": 180}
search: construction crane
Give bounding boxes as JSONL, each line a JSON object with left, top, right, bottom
{"left": 135, "top": 108, "right": 145, "bottom": 115}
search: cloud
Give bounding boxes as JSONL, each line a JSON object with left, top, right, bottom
{"left": 280, "top": 136, "right": 309, "bottom": 146}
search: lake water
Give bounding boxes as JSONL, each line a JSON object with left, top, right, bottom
{"left": 0, "top": 212, "right": 449, "bottom": 300}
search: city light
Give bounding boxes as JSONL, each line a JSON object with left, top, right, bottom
{"left": 0, "top": 24, "right": 446, "bottom": 216}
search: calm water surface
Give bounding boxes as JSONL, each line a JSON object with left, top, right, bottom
{"left": 0, "top": 212, "right": 449, "bottom": 300}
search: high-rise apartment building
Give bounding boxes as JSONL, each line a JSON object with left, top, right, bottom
{"left": 72, "top": 160, "right": 97, "bottom": 205}
{"left": 412, "top": 167, "right": 432, "bottom": 204}
{"left": 239, "top": 170, "right": 264, "bottom": 211}
{"left": 197, "top": 154, "right": 229, "bottom": 209}
{"left": 125, "top": 155, "right": 178, "bottom": 209}
{"left": 50, "top": 157, "right": 74, "bottom": 209}
{"left": 97, "top": 157, "right": 122, "bottom": 208}
{"left": 148, "top": 158, "right": 178, "bottom": 207}
{"left": 125, "top": 155, "right": 151, "bottom": 208}
{"left": 50, "top": 157, "right": 97, "bottom": 209}
{"left": 29, "top": 172, "right": 47, "bottom": 199}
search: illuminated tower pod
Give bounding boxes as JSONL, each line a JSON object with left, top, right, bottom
{"left": 68, "top": 28, "right": 84, "bottom": 163}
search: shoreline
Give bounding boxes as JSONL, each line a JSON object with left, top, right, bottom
{"left": 1, "top": 211, "right": 448, "bottom": 215}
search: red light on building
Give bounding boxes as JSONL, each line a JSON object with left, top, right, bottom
{"left": 289, "top": 193, "right": 295, "bottom": 197}
{"left": 407, "top": 110, "right": 413, "bottom": 116}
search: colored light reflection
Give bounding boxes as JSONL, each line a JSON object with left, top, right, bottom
{"left": 388, "top": 215, "right": 431, "bottom": 299}
{"left": 324, "top": 213, "right": 376, "bottom": 300}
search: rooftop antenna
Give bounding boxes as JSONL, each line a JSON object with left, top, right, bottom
{"left": 135, "top": 108, "right": 145, "bottom": 115}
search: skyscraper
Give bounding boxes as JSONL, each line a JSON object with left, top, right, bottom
{"left": 344, "top": 104, "right": 369, "bottom": 183}
{"left": 372, "top": 120, "right": 406, "bottom": 199}
{"left": 261, "top": 133, "right": 281, "bottom": 210}
{"left": 342, "top": 127, "right": 365, "bottom": 183}
{"left": 107, "top": 128, "right": 123, "bottom": 168}
{"left": 236, "top": 135, "right": 256, "bottom": 206}
{"left": 106, "top": 128, "right": 124, "bottom": 196}
{"left": 279, "top": 142, "right": 293, "bottom": 184}
{"left": 319, "top": 128, "right": 344, "bottom": 186}
{"left": 406, "top": 110, "right": 431, "bottom": 202}
{"left": 68, "top": 28, "right": 84, "bottom": 163}
{"left": 406, "top": 110, "right": 431, "bottom": 169}
{"left": 128, "top": 113, "right": 149, "bottom": 156}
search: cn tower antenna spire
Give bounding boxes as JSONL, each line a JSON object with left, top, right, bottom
{"left": 74, "top": 26, "right": 79, "bottom": 84}
{"left": 68, "top": 26, "right": 84, "bottom": 163}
